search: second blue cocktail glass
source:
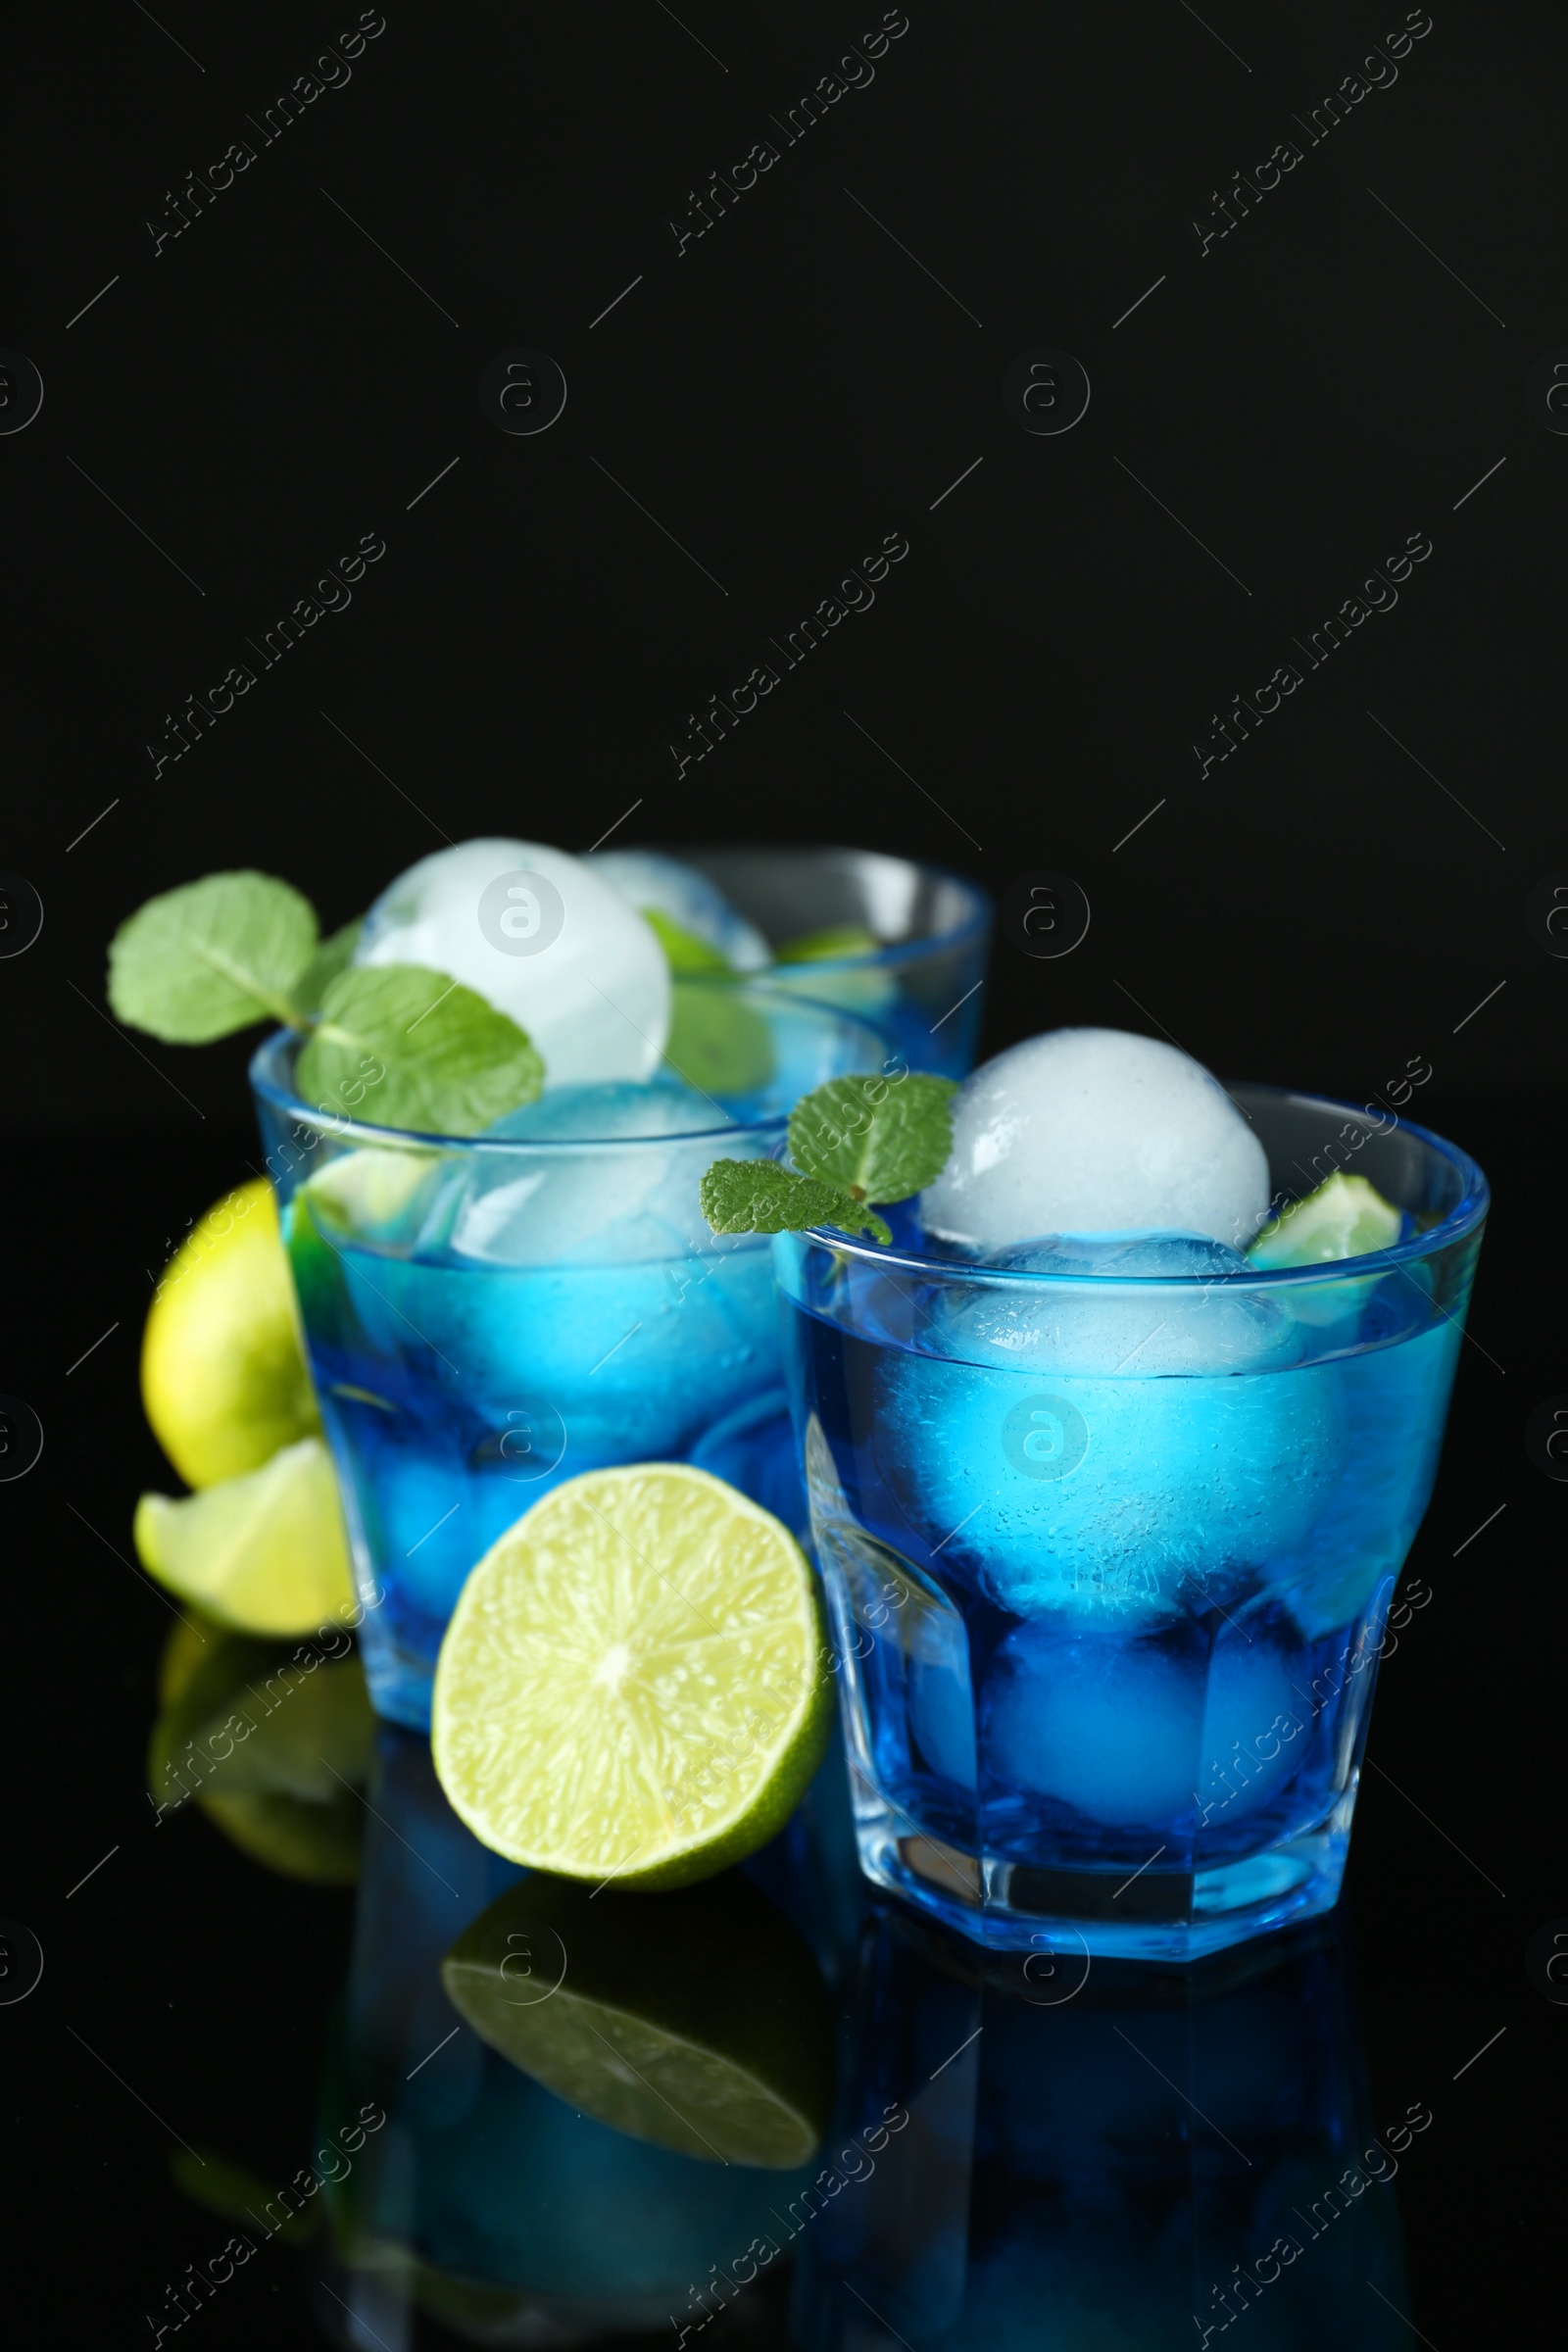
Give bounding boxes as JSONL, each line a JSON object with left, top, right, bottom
{"left": 253, "top": 989, "right": 888, "bottom": 1729}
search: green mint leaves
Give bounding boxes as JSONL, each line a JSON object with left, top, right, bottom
{"left": 298, "top": 965, "right": 543, "bottom": 1133}
{"left": 701, "top": 1069, "right": 957, "bottom": 1246}
{"left": 789, "top": 1073, "right": 956, "bottom": 1200}
{"left": 109, "top": 873, "right": 320, "bottom": 1041}
{"left": 293, "top": 916, "right": 364, "bottom": 1017}
{"left": 107, "top": 870, "right": 544, "bottom": 1136}
{"left": 641, "top": 907, "right": 733, "bottom": 977}
{"left": 701, "top": 1160, "right": 895, "bottom": 1244}
{"left": 664, "top": 982, "right": 775, "bottom": 1096}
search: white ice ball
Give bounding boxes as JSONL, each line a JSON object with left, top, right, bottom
{"left": 354, "top": 838, "right": 671, "bottom": 1085}
{"left": 921, "top": 1026, "right": 1269, "bottom": 1252}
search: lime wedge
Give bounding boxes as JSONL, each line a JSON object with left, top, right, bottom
{"left": 774, "top": 924, "right": 880, "bottom": 963}
{"left": 431, "top": 1465, "right": 831, "bottom": 1888}
{"left": 134, "top": 1435, "right": 356, "bottom": 1637}
{"left": 142, "top": 1177, "right": 319, "bottom": 1489}
{"left": 1249, "top": 1171, "right": 1402, "bottom": 1268}
{"left": 441, "top": 1872, "right": 834, "bottom": 2167}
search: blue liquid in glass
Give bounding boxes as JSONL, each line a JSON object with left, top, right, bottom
{"left": 778, "top": 1231, "right": 1472, "bottom": 1959}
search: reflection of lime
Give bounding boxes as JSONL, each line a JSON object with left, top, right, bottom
{"left": 148, "top": 1628, "right": 372, "bottom": 1884}
{"left": 142, "top": 1178, "right": 319, "bottom": 1489}
{"left": 135, "top": 1436, "right": 355, "bottom": 1637}
{"left": 196, "top": 1786, "right": 365, "bottom": 1884}
{"left": 442, "top": 1873, "right": 834, "bottom": 2167}
{"left": 432, "top": 1465, "right": 831, "bottom": 1888}
{"left": 662, "top": 981, "right": 774, "bottom": 1096}
{"left": 157, "top": 1608, "right": 225, "bottom": 1706}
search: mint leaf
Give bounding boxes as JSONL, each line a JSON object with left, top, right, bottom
{"left": 296, "top": 964, "right": 544, "bottom": 1135}
{"left": 108, "top": 872, "right": 318, "bottom": 1042}
{"left": 775, "top": 924, "right": 880, "bottom": 964}
{"left": 294, "top": 916, "right": 363, "bottom": 1015}
{"left": 789, "top": 1072, "right": 957, "bottom": 1202}
{"left": 643, "top": 908, "right": 733, "bottom": 977}
{"left": 664, "top": 981, "right": 775, "bottom": 1096}
{"left": 700, "top": 1159, "right": 891, "bottom": 1245}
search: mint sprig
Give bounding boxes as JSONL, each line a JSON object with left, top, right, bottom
{"left": 700, "top": 1160, "right": 894, "bottom": 1246}
{"left": 298, "top": 965, "right": 543, "bottom": 1133}
{"left": 293, "top": 916, "right": 364, "bottom": 1017}
{"left": 106, "top": 869, "right": 544, "bottom": 1136}
{"left": 109, "top": 872, "right": 319, "bottom": 1041}
{"left": 700, "top": 1069, "right": 956, "bottom": 1245}
{"left": 789, "top": 1073, "right": 956, "bottom": 1200}
{"left": 642, "top": 907, "right": 733, "bottom": 977}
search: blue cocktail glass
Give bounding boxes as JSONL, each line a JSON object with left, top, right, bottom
{"left": 681, "top": 847, "right": 993, "bottom": 1081}
{"left": 251, "top": 986, "right": 886, "bottom": 1730}
{"left": 775, "top": 1087, "right": 1488, "bottom": 1960}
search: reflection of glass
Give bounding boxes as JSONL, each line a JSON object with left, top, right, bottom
{"left": 795, "top": 1906, "right": 1417, "bottom": 2352}
{"left": 777, "top": 1091, "right": 1488, "bottom": 1959}
{"left": 681, "top": 848, "right": 994, "bottom": 1082}
{"left": 309, "top": 1728, "right": 859, "bottom": 2345}
{"left": 300, "top": 1727, "right": 1418, "bottom": 2349}
{"left": 251, "top": 989, "right": 885, "bottom": 1731}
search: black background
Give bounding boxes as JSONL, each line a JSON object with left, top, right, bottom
{"left": 3, "top": 2, "right": 1564, "bottom": 2342}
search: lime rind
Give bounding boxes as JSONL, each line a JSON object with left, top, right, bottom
{"left": 431, "top": 1464, "right": 832, "bottom": 1889}
{"left": 141, "top": 1176, "right": 320, "bottom": 1489}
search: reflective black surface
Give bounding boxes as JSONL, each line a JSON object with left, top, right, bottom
{"left": 4, "top": 1101, "right": 1562, "bottom": 2343}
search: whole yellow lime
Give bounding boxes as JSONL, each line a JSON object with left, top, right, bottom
{"left": 141, "top": 1177, "right": 319, "bottom": 1489}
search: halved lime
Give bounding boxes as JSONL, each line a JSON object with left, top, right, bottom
{"left": 431, "top": 1464, "right": 831, "bottom": 1889}
{"left": 134, "top": 1435, "right": 356, "bottom": 1637}
{"left": 441, "top": 1871, "right": 834, "bottom": 2168}
{"left": 142, "top": 1177, "right": 319, "bottom": 1489}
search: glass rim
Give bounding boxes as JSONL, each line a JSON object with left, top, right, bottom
{"left": 795, "top": 1082, "right": 1490, "bottom": 1287}
{"left": 248, "top": 987, "right": 893, "bottom": 1154}
{"left": 674, "top": 843, "right": 993, "bottom": 967}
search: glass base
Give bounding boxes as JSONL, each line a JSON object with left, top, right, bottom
{"left": 361, "top": 1616, "right": 439, "bottom": 1732}
{"left": 848, "top": 1765, "right": 1355, "bottom": 1964}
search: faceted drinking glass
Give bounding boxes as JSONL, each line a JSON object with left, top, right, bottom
{"left": 681, "top": 846, "right": 993, "bottom": 1081}
{"left": 775, "top": 1088, "right": 1488, "bottom": 1961}
{"left": 252, "top": 987, "right": 887, "bottom": 1730}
